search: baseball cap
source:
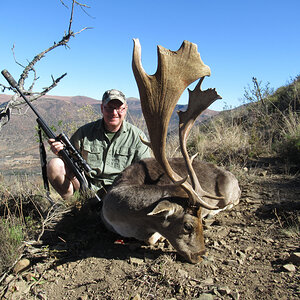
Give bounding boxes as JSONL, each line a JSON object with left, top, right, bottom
{"left": 102, "top": 89, "right": 126, "bottom": 105}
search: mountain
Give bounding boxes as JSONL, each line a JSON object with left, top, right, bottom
{"left": 0, "top": 94, "right": 219, "bottom": 176}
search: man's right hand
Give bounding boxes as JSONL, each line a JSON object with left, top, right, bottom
{"left": 48, "top": 138, "right": 64, "bottom": 156}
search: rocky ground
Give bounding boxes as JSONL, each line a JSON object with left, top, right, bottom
{"left": 0, "top": 161, "right": 299, "bottom": 300}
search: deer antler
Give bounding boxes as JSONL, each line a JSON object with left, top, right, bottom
{"left": 178, "top": 77, "right": 223, "bottom": 202}
{"left": 132, "top": 38, "right": 221, "bottom": 210}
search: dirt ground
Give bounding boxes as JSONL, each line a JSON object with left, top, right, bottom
{"left": 1, "top": 160, "right": 299, "bottom": 300}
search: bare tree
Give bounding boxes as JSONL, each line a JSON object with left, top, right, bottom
{"left": 0, "top": 0, "right": 91, "bottom": 130}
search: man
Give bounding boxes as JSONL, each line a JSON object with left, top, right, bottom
{"left": 47, "top": 89, "right": 151, "bottom": 200}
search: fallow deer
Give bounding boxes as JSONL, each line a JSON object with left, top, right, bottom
{"left": 101, "top": 39, "right": 241, "bottom": 263}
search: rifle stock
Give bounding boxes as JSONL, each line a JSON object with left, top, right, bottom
{"left": 1, "top": 69, "right": 100, "bottom": 202}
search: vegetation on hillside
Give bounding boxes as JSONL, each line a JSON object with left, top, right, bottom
{"left": 0, "top": 75, "right": 299, "bottom": 282}
{"left": 185, "top": 75, "right": 300, "bottom": 169}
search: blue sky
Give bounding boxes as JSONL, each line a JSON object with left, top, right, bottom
{"left": 1, "top": 0, "right": 299, "bottom": 111}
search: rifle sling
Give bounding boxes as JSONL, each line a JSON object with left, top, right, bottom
{"left": 38, "top": 125, "right": 49, "bottom": 191}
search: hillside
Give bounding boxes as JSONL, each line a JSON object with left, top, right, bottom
{"left": 0, "top": 94, "right": 218, "bottom": 176}
{"left": 0, "top": 77, "right": 299, "bottom": 299}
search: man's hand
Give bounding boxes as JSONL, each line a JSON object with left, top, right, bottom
{"left": 48, "top": 138, "right": 64, "bottom": 156}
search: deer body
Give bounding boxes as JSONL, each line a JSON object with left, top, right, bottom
{"left": 101, "top": 157, "right": 240, "bottom": 263}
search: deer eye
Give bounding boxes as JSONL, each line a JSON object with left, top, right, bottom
{"left": 183, "top": 222, "right": 194, "bottom": 233}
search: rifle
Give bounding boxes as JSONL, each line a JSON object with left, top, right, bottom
{"left": 1, "top": 69, "right": 101, "bottom": 203}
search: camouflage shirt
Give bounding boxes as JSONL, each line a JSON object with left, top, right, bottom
{"left": 70, "top": 119, "right": 150, "bottom": 191}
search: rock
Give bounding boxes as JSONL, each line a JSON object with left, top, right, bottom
{"left": 5, "top": 279, "right": 28, "bottom": 299}
{"left": 129, "top": 257, "right": 144, "bottom": 266}
{"left": 231, "top": 290, "right": 240, "bottom": 300}
{"left": 263, "top": 237, "right": 274, "bottom": 244}
{"left": 204, "top": 218, "right": 215, "bottom": 227}
{"left": 36, "top": 292, "right": 47, "bottom": 300}
{"left": 283, "top": 264, "right": 296, "bottom": 272}
{"left": 259, "top": 170, "right": 267, "bottom": 177}
{"left": 24, "top": 272, "right": 36, "bottom": 281}
{"left": 55, "top": 264, "right": 64, "bottom": 271}
{"left": 223, "top": 259, "right": 237, "bottom": 266}
{"left": 131, "top": 294, "right": 141, "bottom": 300}
{"left": 13, "top": 258, "right": 31, "bottom": 274}
{"left": 217, "top": 285, "right": 231, "bottom": 295}
{"left": 196, "top": 293, "right": 215, "bottom": 300}
{"left": 236, "top": 250, "right": 246, "bottom": 260}
{"left": 289, "top": 252, "right": 300, "bottom": 265}
{"left": 177, "top": 269, "right": 188, "bottom": 278}
{"left": 202, "top": 277, "right": 214, "bottom": 286}
{"left": 280, "top": 251, "right": 290, "bottom": 260}
{"left": 245, "top": 246, "right": 254, "bottom": 253}
{"left": 4, "top": 274, "right": 14, "bottom": 285}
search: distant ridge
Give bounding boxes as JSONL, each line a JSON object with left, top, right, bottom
{"left": 0, "top": 94, "right": 100, "bottom": 105}
{"left": 0, "top": 93, "right": 219, "bottom": 175}
{"left": 0, "top": 94, "right": 219, "bottom": 117}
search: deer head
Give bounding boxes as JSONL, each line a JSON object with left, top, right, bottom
{"left": 132, "top": 38, "right": 223, "bottom": 210}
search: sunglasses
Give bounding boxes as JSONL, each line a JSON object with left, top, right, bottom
{"left": 104, "top": 106, "right": 127, "bottom": 114}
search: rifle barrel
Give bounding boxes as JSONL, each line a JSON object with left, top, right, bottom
{"left": 1, "top": 69, "right": 43, "bottom": 120}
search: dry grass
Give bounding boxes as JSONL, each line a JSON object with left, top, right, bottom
{"left": 0, "top": 175, "right": 53, "bottom": 275}
{"left": 189, "top": 118, "right": 251, "bottom": 167}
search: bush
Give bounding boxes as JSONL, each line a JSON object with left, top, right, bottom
{"left": 0, "top": 176, "right": 48, "bottom": 275}
{"left": 188, "top": 117, "right": 251, "bottom": 167}
{"left": 275, "top": 111, "right": 300, "bottom": 164}
{"left": 0, "top": 218, "right": 24, "bottom": 274}
{"left": 185, "top": 76, "right": 300, "bottom": 169}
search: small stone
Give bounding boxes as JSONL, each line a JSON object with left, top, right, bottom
{"left": 231, "top": 291, "right": 240, "bottom": 300}
{"left": 283, "top": 264, "right": 296, "bottom": 272}
{"left": 280, "top": 251, "right": 290, "bottom": 260}
{"left": 55, "top": 265, "right": 64, "bottom": 271}
{"left": 13, "top": 258, "right": 30, "bottom": 274}
{"left": 236, "top": 250, "right": 246, "bottom": 260}
{"left": 245, "top": 246, "right": 254, "bottom": 253}
{"left": 131, "top": 294, "right": 141, "bottom": 300}
{"left": 217, "top": 285, "right": 231, "bottom": 295}
{"left": 263, "top": 237, "right": 274, "bottom": 244}
{"left": 259, "top": 170, "right": 267, "bottom": 177}
{"left": 4, "top": 274, "right": 14, "bottom": 285}
{"left": 203, "top": 218, "right": 215, "bottom": 227}
{"left": 177, "top": 269, "right": 188, "bottom": 278}
{"left": 223, "top": 259, "right": 237, "bottom": 266}
{"left": 202, "top": 277, "right": 214, "bottom": 285}
{"left": 197, "top": 293, "right": 215, "bottom": 300}
{"left": 129, "top": 257, "right": 144, "bottom": 266}
{"left": 23, "top": 272, "right": 36, "bottom": 281}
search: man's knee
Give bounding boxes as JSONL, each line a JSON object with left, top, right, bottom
{"left": 47, "top": 157, "right": 66, "bottom": 177}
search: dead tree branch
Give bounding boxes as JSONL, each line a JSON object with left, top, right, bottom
{"left": 0, "top": 0, "right": 91, "bottom": 131}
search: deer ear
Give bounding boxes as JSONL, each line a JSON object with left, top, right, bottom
{"left": 147, "top": 200, "right": 180, "bottom": 217}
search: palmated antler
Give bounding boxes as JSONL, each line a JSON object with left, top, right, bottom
{"left": 132, "top": 38, "right": 221, "bottom": 210}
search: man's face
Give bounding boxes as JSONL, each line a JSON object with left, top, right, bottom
{"left": 101, "top": 99, "right": 127, "bottom": 132}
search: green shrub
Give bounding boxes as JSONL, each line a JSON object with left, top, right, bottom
{"left": 0, "top": 218, "right": 24, "bottom": 274}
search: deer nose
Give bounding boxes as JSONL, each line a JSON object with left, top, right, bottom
{"left": 190, "top": 249, "right": 206, "bottom": 263}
